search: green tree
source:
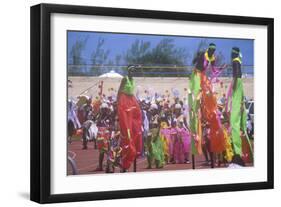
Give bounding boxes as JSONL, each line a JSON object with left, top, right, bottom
{"left": 115, "top": 54, "right": 122, "bottom": 66}
{"left": 91, "top": 37, "right": 110, "bottom": 75}
{"left": 124, "top": 38, "right": 189, "bottom": 77}
{"left": 69, "top": 37, "right": 88, "bottom": 74}
{"left": 124, "top": 39, "right": 151, "bottom": 64}
{"left": 149, "top": 38, "right": 188, "bottom": 65}
{"left": 114, "top": 54, "right": 122, "bottom": 74}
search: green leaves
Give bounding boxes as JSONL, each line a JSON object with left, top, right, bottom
{"left": 125, "top": 38, "right": 188, "bottom": 65}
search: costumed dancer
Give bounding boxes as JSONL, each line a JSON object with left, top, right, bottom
{"left": 174, "top": 121, "right": 191, "bottom": 164}
{"left": 81, "top": 112, "right": 96, "bottom": 150}
{"left": 77, "top": 96, "right": 92, "bottom": 124}
{"left": 67, "top": 99, "right": 81, "bottom": 144}
{"left": 227, "top": 47, "right": 253, "bottom": 165}
{"left": 188, "top": 51, "right": 205, "bottom": 159}
{"left": 159, "top": 121, "right": 171, "bottom": 164}
{"left": 80, "top": 99, "right": 95, "bottom": 150}
{"left": 106, "top": 116, "right": 122, "bottom": 173}
{"left": 173, "top": 103, "right": 191, "bottom": 163}
{"left": 200, "top": 43, "right": 226, "bottom": 155}
{"left": 95, "top": 103, "right": 112, "bottom": 171}
{"left": 160, "top": 106, "right": 174, "bottom": 162}
{"left": 169, "top": 121, "right": 177, "bottom": 164}
{"left": 146, "top": 103, "right": 165, "bottom": 168}
{"left": 117, "top": 66, "right": 143, "bottom": 171}
{"left": 141, "top": 102, "right": 150, "bottom": 157}
{"left": 190, "top": 43, "right": 226, "bottom": 159}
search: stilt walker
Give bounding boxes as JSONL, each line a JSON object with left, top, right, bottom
{"left": 228, "top": 47, "right": 253, "bottom": 165}
{"left": 189, "top": 43, "right": 226, "bottom": 168}
{"left": 117, "top": 66, "right": 143, "bottom": 171}
{"left": 188, "top": 53, "right": 203, "bottom": 169}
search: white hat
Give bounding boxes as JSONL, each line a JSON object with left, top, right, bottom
{"left": 100, "top": 102, "right": 109, "bottom": 109}
{"left": 156, "top": 97, "right": 162, "bottom": 102}
{"left": 150, "top": 103, "right": 158, "bottom": 110}
{"left": 175, "top": 103, "right": 182, "bottom": 109}
{"left": 109, "top": 105, "right": 114, "bottom": 112}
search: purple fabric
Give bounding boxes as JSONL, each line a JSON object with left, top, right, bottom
{"left": 160, "top": 128, "right": 171, "bottom": 140}
{"left": 169, "top": 128, "right": 177, "bottom": 158}
{"left": 177, "top": 127, "right": 191, "bottom": 153}
{"left": 203, "top": 55, "right": 226, "bottom": 83}
{"left": 173, "top": 140, "right": 185, "bottom": 163}
{"left": 172, "top": 127, "right": 191, "bottom": 163}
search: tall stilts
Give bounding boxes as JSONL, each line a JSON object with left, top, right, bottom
{"left": 210, "top": 152, "right": 214, "bottom": 168}
{"left": 133, "top": 158, "right": 137, "bottom": 172}
{"left": 192, "top": 154, "right": 195, "bottom": 169}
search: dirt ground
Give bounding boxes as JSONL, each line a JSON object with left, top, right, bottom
{"left": 68, "top": 76, "right": 254, "bottom": 101}
{"left": 67, "top": 140, "right": 243, "bottom": 175}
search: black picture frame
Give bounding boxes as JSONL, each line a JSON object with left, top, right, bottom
{"left": 30, "top": 3, "right": 274, "bottom": 204}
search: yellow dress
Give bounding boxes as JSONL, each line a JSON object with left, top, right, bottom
{"left": 159, "top": 122, "right": 171, "bottom": 161}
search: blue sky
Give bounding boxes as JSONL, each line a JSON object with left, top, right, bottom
{"left": 67, "top": 31, "right": 254, "bottom": 66}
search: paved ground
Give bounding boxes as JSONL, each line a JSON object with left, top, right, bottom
{"left": 67, "top": 140, "right": 238, "bottom": 175}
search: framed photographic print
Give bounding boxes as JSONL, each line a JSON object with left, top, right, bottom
{"left": 30, "top": 3, "right": 274, "bottom": 203}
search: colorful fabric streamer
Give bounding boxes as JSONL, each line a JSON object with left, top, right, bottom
{"left": 188, "top": 70, "right": 202, "bottom": 155}
{"left": 223, "top": 127, "right": 234, "bottom": 162}
{"left": 200, "top": 72, "right": 226, "bottom": 153}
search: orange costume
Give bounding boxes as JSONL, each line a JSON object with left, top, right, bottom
{"left": 200, "top": 71, "right": 225, "bottom": 153}
{"left": 189, "top": 48, "right": 226, "bottom": 155}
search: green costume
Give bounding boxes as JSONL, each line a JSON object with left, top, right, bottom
{"left": 188, "top": 70, "right": 201, "bottom": 155}
{"left": 122, "top": 76, "right": 135, "bottom": 95}
{"left": 230, "top": 78, "right": 244, "bottom": 156}
{"left": 146, "top": 128, "right": 165, "bottom": 168}
{"left": 230, "top": 56, "right": 253, "bottom": 160}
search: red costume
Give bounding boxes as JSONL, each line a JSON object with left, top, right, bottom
{"left": 117, "top": 76, "right": 142, "bottom": 170}
{"left": 96, "top": 127, "right": 111, "bottom": 152}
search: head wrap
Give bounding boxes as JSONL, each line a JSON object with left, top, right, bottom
{"left": 208, "top": 43, "right": 216, "bottom": 50}
{"left": 232, "top": 47, "right": 242, "bottom": 64}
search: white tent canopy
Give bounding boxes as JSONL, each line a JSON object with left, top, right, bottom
{"left": 99, "top": 70, "right": 123, "bottom": 78}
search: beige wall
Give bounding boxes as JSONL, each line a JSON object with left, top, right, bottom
{"left": 68, "top": 77, "right": 254, "bottom": 101}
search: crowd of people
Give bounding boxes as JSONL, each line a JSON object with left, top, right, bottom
{"left": 68, "top": 43, "right": 254, "bottom": 173}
